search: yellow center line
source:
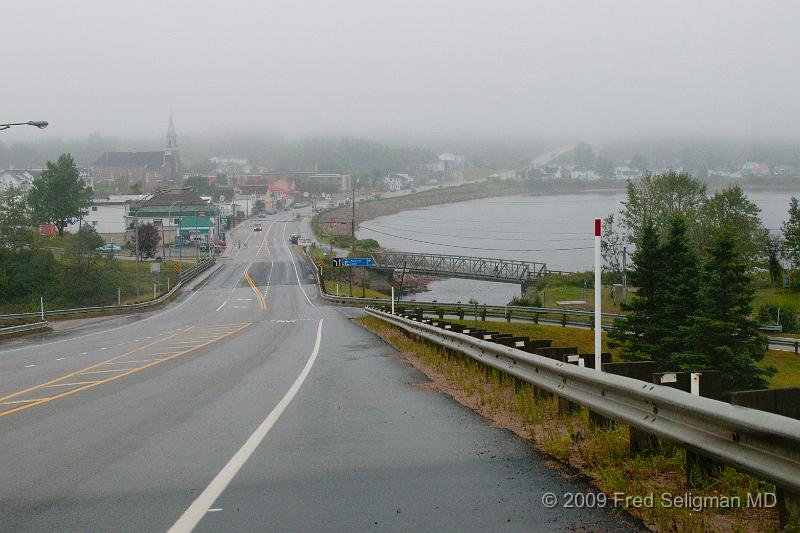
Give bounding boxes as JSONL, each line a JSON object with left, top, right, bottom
{"left": 41, "top": 381, "right": 101, "bottom": 388}
{"left": 0, "top": 398, "right": 55, "bottom": 405}
{"left": 242, "top": 221, "right": 275, "bottom": 310}
{"left": 106, "top": 359, "right": 165, "bottom": 364}
{"left": 0, "top": 323, "right": 251, "bottom": 418}
{"left": 80, "top": 369, "right": 139, "bottom": 375}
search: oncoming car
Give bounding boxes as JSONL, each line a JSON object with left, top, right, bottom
{"left": 253, "top": 223, "right": 263, "bottom": 232}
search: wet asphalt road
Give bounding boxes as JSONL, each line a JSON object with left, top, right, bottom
{"left": 0, "top": 215, "right": 642, "bottom": 532}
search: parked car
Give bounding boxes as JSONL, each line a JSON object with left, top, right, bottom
{"left": 199, "top": 242, "right": 210, "bottom": 252}
{"left": 96, "top": 243, "right": 122, "bottom": 253}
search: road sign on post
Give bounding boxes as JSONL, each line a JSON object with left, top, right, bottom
{"left": 173, "top": 262, "right": 180, "bottom": 274}
{"left": 332, "top": 257, "right": 373, "bottom": 267}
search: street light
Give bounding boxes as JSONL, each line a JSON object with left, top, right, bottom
{"left": 0, "top": 120, "right": 48, "bottom": 131}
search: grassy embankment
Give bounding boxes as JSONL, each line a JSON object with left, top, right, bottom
{"left": 356, "top": 315, "right": 793, "bottom": 532}
{"left": 0, "top": 257, "right": 195, "bottom": 316}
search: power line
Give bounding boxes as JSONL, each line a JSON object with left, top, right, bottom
{"left": 364, "top": 220, "right": 589, "bottom": 236}
{"left": 359, "top": 225, "right": 594, "bottom": 253}
{"left": 362, "top": 222, "right": 592, "bottom": 242}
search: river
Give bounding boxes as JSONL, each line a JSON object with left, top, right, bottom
{"left": 356, "top": 188, "right": 798, "bottom": 305}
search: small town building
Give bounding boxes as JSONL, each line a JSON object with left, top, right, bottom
{"left": 126, "top": 190, "right": 220, "bottom": 253}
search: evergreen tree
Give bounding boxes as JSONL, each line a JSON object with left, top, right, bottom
{"left": 684, "top": 231, "right": 773, "bottom": 392}
{"left": 782, "top": 197, "right": 800, "bottom": 276}
{"left": 651, "top": 215, "right": 704, "bottom": 371}
{"left": 608, "top": 219, "right": 662, "bottom": 362}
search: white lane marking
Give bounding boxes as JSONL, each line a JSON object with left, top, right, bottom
{"left": 0, "top": 282, "right": 204, "bottom": 354}
{"left": 55, "top": 357, "right": 65, "bottom": 361}
{"left": 118, "top": 343, "right": 125, "bottom": 346}
{"left": 81, "top": 352, "right": 87, "bottom": 355}
{"left": 215, "top": 298, "right": 229, "bottom": 312}
{"left": 168, "top": 319, "right": 324, "bottom": 533}
{"left": 207, "top": 509, "right": 222, "bottom": 513}
{"left": 145, "top": 336, "right": 152, "bottom": 339}
{"left": 25, "top": 364, "right": 36, "bottom": 368}
{"left": 282, "top": 222, "right": 315, "bottom": 307}
{"left": 100, "top": 347, "right": 108, "bottom": 351}
{"left": 235, "top": 298, "right": 252, "bottom": 301}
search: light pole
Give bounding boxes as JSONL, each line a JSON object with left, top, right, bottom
{"left": 167, "top": 201, "right": 182, "bottom": 260}
{"left": 0, "top": 120, "right": 48, "bottom": 132}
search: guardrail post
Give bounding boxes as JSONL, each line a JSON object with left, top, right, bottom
{"left": 602, "top": 361, "right": 660, "bottom": 454}
{"left": 561, "top": 313, "right": 567, "bottom": 327}
{"left": 795, "top": 341, "right": 799, "bottom": 355}
{"left": 457, "top": 307, "right": 464, "bottom": 320}
{"left": 437, "top": 308, "right": 444, "bottom": 320}
{"left": 506, "top": 310, "right": 512, "bottom": 323}
{"left": 533, "top": 312, "right": 538, "bottom": 325}
{"left": 731, "top": 387, "right": 800, "bottom": 528}
{"left": 480, "top": 307, "right": 486, "bottom": 322}
{"left": 654, "top": 370, "right": 723, "bottom": 485}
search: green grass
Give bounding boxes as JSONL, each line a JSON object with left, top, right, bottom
{"left": 761, "top": 350, "right": 800, "bottom": 388}
{"left": 322, "top": 279, "right": 387, "bottom": 299}
{"left": 355, "top": 315, "right": 782, "bottom": 532}
{"left": 535, "top": 285, "right": 621, "bottom": 312}
{"left": 753, "top": 286, "right": 800, "bottom": 312}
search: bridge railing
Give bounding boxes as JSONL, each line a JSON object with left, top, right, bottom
{"left": 369, "top": 251, "right": 550, "bottom": 283}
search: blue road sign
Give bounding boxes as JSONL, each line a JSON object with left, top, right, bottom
{"left": 333, "top": 257, "right": 373, "bottom": 267}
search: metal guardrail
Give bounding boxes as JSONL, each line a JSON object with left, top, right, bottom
{"left": 0, "top": 321, "right": 49, "bottom": 337}
{"left": 365, "top": 306, "right": 800, "bottom": 494}
{"left": 770, "top": 336, "right": 800, "bottom": 353}
{"left": 0, "top": 258, "right": 216, "bottom": 321}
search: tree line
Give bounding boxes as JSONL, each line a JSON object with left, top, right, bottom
{"left": 0, "top": 153, "right": 146, "bottom": 310}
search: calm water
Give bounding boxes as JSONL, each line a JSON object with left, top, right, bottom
{"left": 357, "top": 188, "right": 798, "bottom": 305}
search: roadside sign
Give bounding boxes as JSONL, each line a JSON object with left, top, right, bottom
{"left": 172, "top": 262, "right": 180, "bottom": 274}
{"left": 332, "top": 257, "right": 373, "bottom": 267}
{"left": 150, "top": 262, "right": 160, "bottom": 274}
{"left": 315, "top": 257, "right": 324, "bottom": 270}
{"left": 321, "top": 245, "right": 330, "bottom": 256}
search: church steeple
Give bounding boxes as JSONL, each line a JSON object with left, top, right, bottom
{"left": 166, "top": 112, "right": 177, "bottom": 150}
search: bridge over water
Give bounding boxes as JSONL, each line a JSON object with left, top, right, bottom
{"left": 368, "top": 251, "right": 568, "bottom": 290}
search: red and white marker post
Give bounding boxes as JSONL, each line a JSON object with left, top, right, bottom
{"left": 594, "top": 218, "right": 602, "bottom": 371}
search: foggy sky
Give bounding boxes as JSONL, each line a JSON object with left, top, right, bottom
{"left": 4, "top": 0, "right": 799, "bottom": 143}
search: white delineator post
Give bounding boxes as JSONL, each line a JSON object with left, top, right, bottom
{"left": 594, "top": 218, "right": 602, "bottom": 371}
{"left": 391, "top": 286, "right": 396, "bottom": 314}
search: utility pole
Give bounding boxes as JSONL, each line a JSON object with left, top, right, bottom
{"left": 350, "top": 186, "right": 355, "bottom": 297}
{"left": 178, "top": 203, "right": 183, "bottom": 281}
{"left": 135, "top": 204, "right": 140, "bottom": 302}
{"left": 622, "top": 246, "right": 628, "bottom": 303}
